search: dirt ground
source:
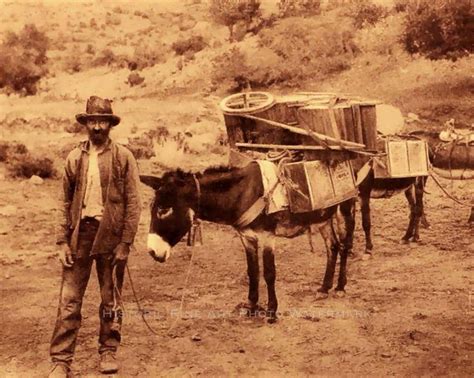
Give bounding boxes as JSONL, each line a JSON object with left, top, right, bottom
{"left": 0, "top": 1, "right": 473, "bottom": 376}
{"left": 0, "top": 160, "right": 472, "bottom": 377}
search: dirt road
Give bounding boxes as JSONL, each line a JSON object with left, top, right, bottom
{"left": 0, "top": 169, "right": 472, "bottom": 377}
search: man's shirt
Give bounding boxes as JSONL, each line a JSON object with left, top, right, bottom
{"left": 82, "top": 145, "right": 104, "bottom": 219}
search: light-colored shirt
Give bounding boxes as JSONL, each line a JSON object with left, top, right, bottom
{"left": 82, "top": 145, "right": 104, "bottom": 219}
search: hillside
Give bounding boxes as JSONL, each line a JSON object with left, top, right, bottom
{"left": 1, "top": 1, "right": 472, "bottom": 163}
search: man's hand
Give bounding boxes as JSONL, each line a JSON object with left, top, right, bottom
{"left": 59, "top": 244, "right": 74, "bottom": 268}
{"left": 112, "top": 242, "right": 130, "bottom": 266}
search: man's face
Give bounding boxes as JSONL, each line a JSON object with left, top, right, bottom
{"left": 86, "top": 118, "right": 111, "bottom": 145}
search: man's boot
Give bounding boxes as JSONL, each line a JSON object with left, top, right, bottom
{"left": 99, "top": 351, "right": 119, "bottom": 374}
{"left": 48, "top": 362, "right": 71, "bottom": 378}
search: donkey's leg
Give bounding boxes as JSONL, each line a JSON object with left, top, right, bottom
{"left": 469, "top": 207, "right": 474, "bottom": 225}
{"left": 411, "top": 177, "right": 425, "bottom": 242}
{"left": 336, "top": 200, "right": 355, "bottom": 293}
{"left": 420, "top": 177, "right": 431, "bottom": 229}
{"left": 238, "top": 230, "right": 260, "bottom": 314}
{"left": 262, "top": 236, "right": 278, "bottom": 323}
{"left": 402, "top": 185, "right": 416, "bottom": 243}
{"left": 339, "top": 198, "right": 356, "bottom": 257}
{"left": 360, "top": 194, "right": 373, "bottom": 256}
{"left": 316, "top": 220, "right": 339, "bottom": 299}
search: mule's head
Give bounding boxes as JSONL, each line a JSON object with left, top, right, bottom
{"left": 140, "top": 171, "right": 195, "bottom": 262}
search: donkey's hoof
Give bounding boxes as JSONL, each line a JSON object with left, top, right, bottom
{"left": 315, "top": 291, "right": 329, "bottom": 300}
{"left": 235, "top": 302, "right": 261, "bottom": 316}
{"left": 335, "top": 290, "right": 346, "bottom": 298}
{"left": 267, "top": 315, "right": 278, "bottom": 324}
{"left": 411, "top": 237, "right": 423, "bottom": 244}
{"left": 362, "top": 252, "right": 373, "bottom": 261}
{"left": 400, "top": 238, "right": 410, "bottom": 245}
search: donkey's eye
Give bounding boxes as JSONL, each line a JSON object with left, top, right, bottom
{"left": 157, "top": 207, "right": 173, "bottom": 219}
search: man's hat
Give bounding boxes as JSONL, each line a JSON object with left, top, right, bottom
{"left": 75, "top": 96, "right": 121, "bottom": 126}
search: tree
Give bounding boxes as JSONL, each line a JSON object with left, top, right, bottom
{"left": 209, "top": 0, "right": 261, "bottom": 42}
{"left": 0, "top": 24, "right": 49, "bottom": 95}
{"left": 402, "top": 0, "right": 473, "bottom": 60}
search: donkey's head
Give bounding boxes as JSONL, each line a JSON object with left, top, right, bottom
{"left": 140, "top": 171, "right": 196, "bottom": 262}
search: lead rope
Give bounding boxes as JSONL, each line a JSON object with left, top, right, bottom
{"left": 168, "top": 175, "right": 201, "bottom": 333}
{"left": 428, "top": 169, "right": 472, "bottom": 207}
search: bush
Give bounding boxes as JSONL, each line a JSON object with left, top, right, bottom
{"left": 7, "top": 153, "right": 56, "bottom": 178}
{"left": 127, "top": 72, "right": 145, "bottom": 87}
{"left": 402, "top": 0, "right": 473, "bottom": 60}
{"left": 128, "top": 42, "right": 169, "bottom": 70}
{"left": 209, "top": 0, "right": 261, "bottom": 41}
{"left": 0, "top": 141, "right": 28, "bottom": 162}
{"left": 64, "top": 122, "right": 83, "bottom": 134}
{"left": 92, "top": 48, "right": 126, "bottom": 68}
{"left": 277, "top": 0, "right": 321, "bottom": 17}
{"left": 127, "top": 133, "right": 156, "bottom": 160}
{"left": 212, "top": 17, "right": 356, "bottom": 90}
{"left": 105, "top": 12, "right": 121, "bottom": 26}
{"left": 343, "top": 0, "right": 389, "bottom": 29}
{"left": 393, "top": 0, "right": 410, "bottom": 12}
{"left": 171, "top": 35, "right": 207, "bottom": 56}
{"left": 0, "top": 24, "right": 49, "bottom": 95}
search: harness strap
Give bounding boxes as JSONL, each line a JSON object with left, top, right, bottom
{"left": 234, "top": 197, "right": 266, "bottom": 229}
{"left": 192, "top": 174, "right": 201, "bottom": 216}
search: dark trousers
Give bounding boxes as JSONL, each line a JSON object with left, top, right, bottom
{"left": 50, "top": 218, "right": 125, "bottom": 364}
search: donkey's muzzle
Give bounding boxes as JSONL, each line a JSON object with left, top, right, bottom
{"left": 148, "top": 250, "right": 166, "bottom": 263}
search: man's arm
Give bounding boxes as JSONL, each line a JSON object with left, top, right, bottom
{"left": 56, "top": 152, "right": 76, "bottom": 245}
{"left": 121, "top": 151, "right": 141, "bottom": 245}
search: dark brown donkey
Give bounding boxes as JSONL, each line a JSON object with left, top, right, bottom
{"left": 140, "top": 162, "right": 355, "bottom": 323}
{"left": 347, "top": 164, "right": 427, "bottom": 259}
{"left": 410, "top": 129, "right": 474, "bottom": 225}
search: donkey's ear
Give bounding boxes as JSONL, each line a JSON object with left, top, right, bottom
{"left": 140, "top": 175, "right": 162, "bottom": 190}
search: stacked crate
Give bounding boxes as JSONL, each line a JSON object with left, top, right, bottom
{"left": 221, "top": 92, "right": 379, "bottom": 212}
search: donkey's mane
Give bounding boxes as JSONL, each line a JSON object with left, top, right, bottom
{"left": 162, "top": 165, "right": 239, "bottom": 179}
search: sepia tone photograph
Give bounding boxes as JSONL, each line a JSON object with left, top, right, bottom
{"left": 0, "top": 0, "right": 472, "bottom": 376}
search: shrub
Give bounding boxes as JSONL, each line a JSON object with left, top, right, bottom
{"left": 0, "top": 141, "right": 28, "bottom": 162}
{"left": 354, "top": 14, "right": 404, "bottom": 55}
{"left": 209, "top": 0, "right": 261, "bottom": 41}
{"left": 402, "top": 0, "right": 473, "bottom": 60}
{"left": 277, "top": 0, "right": 321, "bottom": 17}
{"left": 343, "top": 0, "right": 389, "bottom": 29}
{"left": 129, "top": 42, "right": 169, "bottom": 70}
{"left": 127, "top": 72, "right": 145, "bottom": 87}
{"left": 134, "top": 10, "right": 150, "bottom": 19}
{"left": 393, "top": 0, "right": 410, "bottom": 13}
{"left": 0, "top": 24, "right": 49, "bottom": 95}
{"left": 92, "top": 48, "right": 123, "bottom": 68}
{"left": 7, "top": 153, "right": 56, "bottom": 178}
{"left": 105, "top": 12, "right": 121, "bottom": 26}
{"left": 212, "top": 17, "right": 356, "bottom": 90}
{"left": 64, "top": 122, "right": 83, "bottom": 134}
{"left": 127, "top": 134, "right": 155, "bottom": 160}
{"left": 171, "top": 35, "right": 207, "bottom": 56}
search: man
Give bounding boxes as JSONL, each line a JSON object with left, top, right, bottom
{"left": 49, "top": 96, "right": 141, "bottom": 377}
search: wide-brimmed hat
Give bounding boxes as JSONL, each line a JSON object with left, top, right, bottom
{"left": 75, "top": 96, "right": 121, "bottom": 126}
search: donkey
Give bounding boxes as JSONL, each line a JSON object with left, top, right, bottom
{"left": 410, "top": 129, "right": 474, "bottom": 225}
{"left": 345, "top": 141, "right": 428, "bottom": 259}
{"left": 348, "top": 166, "right": 427, "bottom": 259}
{"left": 140, "top": 162, "right": 355, "bottom": 323}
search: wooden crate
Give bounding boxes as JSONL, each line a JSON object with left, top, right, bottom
{"left": 283, "top": 160, "right": 358, "bottom": 212}
{"left": 373, "top": 140, "right": 429, "bottom": 178}
{"left": 296, "top": 101, "right": 378, "bottom": 150}
{"left": 224, "top": 95, "right": 313, "bottom": 147}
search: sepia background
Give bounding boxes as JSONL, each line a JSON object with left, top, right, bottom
{"left": 0, "top": 0, "right": 472, "bottom": 376}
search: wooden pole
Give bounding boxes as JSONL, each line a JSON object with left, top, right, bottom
{"left": 236, "top": 142, "right": 357, "bottom": 151}
{"left": 238, "top": 114, "right": 366, "bottom": 149}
